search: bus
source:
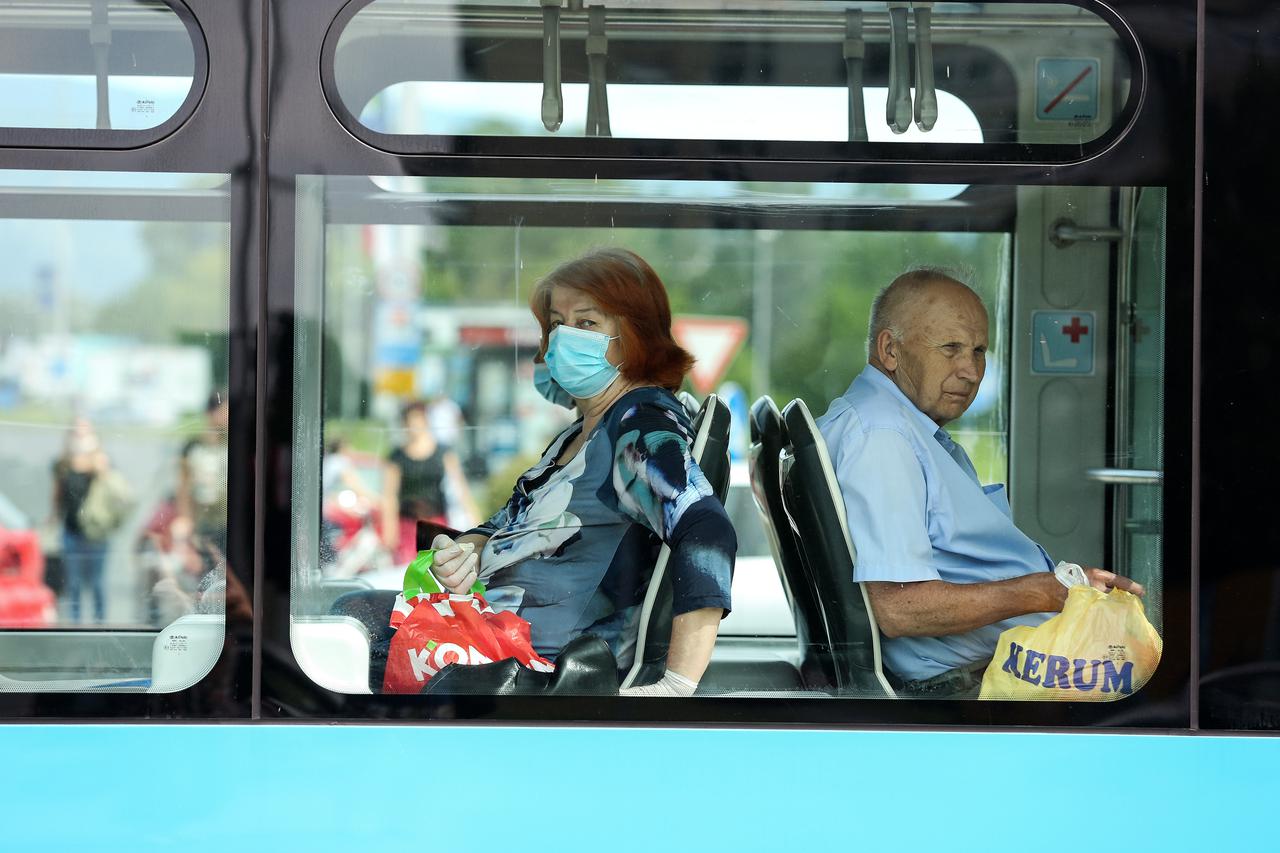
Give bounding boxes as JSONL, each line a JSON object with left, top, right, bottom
{"left": 1, "top": 0, "right": 1278, "bottom": 847}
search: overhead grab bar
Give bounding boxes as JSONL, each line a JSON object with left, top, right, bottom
{"left": 90, "top": 0, "right": 112, "bottom": 130}
{"left": 585, "top": 4, "right": 611, "bottom": 137}
{"left": 885, "top": 3, "right": 912, "bottom": 134}
{"left": 843, "top": 9, "right": 868, "bottom": 142}
{"left": 540, "top": 0, "right": 563, "bottom": 132}
{"left": 913, "top": 2, "right": 937, "bottom": 131}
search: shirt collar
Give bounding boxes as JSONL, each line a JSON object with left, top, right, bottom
{"left": 853, "top": 365, "right": 954, "bottom": 443}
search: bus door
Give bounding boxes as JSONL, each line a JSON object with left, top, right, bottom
{"left": 1010, "top": 185, "right": 1166, "bottom": 631}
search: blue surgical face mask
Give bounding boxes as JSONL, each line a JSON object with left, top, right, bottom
{"left": 543, "top": 325, "right": 621, "bottom": 400}
{"left": 533, "top": 361, "right": 575, "bottom": 409}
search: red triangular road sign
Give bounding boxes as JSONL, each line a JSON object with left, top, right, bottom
{"left": 671, "top": 315, "right": 749, "bottom": 395}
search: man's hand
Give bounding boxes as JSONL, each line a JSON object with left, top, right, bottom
{"left": 430, "top": 533, "right": 478, "bottom": 593}
{"left": 1082, "top": 567, "right": 1144, "bottom": 597}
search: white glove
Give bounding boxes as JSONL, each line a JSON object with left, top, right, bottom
{"left": 1054, "top": 560, "right": 1090, "bottom": 589}
{"left": 619, "top": 669, "right": 698, "bottom": 697}
{"left": 430, "top": 534, "right": 478, "bottom": 593}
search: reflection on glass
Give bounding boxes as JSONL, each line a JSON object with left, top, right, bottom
{"left": 0, "top": 0, "right": 195, "bottom": 131}
{"left": 0, "top": 169, "right": 229, "bottom": 693}
{"left": 362, "top": 82, "right": 985, "bottom": 143}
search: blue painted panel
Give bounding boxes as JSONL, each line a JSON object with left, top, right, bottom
{"left": 0, "top": 725, "right": 1276, "bottom": 852}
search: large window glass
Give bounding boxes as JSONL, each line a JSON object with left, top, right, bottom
{"left": 288, "top": 174, "right": 1166, "bottom": 703}
{"left": 331, "top": 0, "right": 1136, "bottom": 153}
{"left": 0, "top": 0, "right": 200, "bottom": 136}
{"left": 0, "top": 169, "right": 230, "bottom": 693}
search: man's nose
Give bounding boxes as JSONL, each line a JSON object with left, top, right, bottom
{"left": 955, "top": 356, "right": 980, "bottom": 382}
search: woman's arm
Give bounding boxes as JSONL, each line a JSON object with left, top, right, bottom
{"left": 176, "top": 451, "right": 193, "bottom": 520}
{"left": 443, "top": 451, "right": 482, "bottom": 527}
{"left": 382, "top": 461, "right": 401, "bottom": 547}
{"left": 50, "top": 463, "right": 63, "bottom": 522}
{"left": 339, "top": 464, "right": 378, "bottom": 505}
{"left": 610, "top": 403, "right": 736, "bottom": 692}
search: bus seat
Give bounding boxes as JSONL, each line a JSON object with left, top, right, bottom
{"left": 329, "top": 588, "right": 398, "bottom": 691}
{"left": 677, "top": 390, "right": 700, "bottom": 420}
{"left": 290, "top": 616, "right": 372, "bottom": 694}
{"left": 779, "top": 399, "right": 895, "bottom": 698}
{"left": 748, "top": 396, "right": 837, "bottom": 690}
{"left": 620, "top": 392, "right": 732, "bottom": 689}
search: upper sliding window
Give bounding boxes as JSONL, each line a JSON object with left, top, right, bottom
{"left": 0, "top": 169, "right": 230, "bottom": 694}
{"left": 0, "top": 0, "right": 206, "bottom": 147}
{"left": 326, "top": 0, "right": 1140, "bottom": 160}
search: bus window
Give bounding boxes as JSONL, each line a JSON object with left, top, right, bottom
{"left": 329, "top": 0, "right": 1137, "bottom": 156}
{"left": 0, "top": 0, "right": 202, "bottom": 139}
{"left": 0, "top": 169, "right": 230, "bottom": 693}
{"left": 288, "top": 174, "right": 1169, "bottom": 703}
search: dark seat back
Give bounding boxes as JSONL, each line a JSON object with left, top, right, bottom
{"left": 621, "top": 392, "right": 732, "bottom": 688}
{"left": 748, "top": 396, "right": 837, "bottom": 689}
{"left": 779, "top": 398, "right": 894, "bottom": 697}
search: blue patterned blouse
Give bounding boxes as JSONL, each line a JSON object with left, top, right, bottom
{"left": 467, "top": 386, "right": 736, "bottom": 664}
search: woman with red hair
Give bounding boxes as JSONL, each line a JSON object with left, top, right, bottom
{"left": 430, "top": 248, "right": 736, "bottom": 697}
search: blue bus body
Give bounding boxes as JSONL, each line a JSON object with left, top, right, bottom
{"left": 4, "top": 725, "right": 1278, "bottom": 850}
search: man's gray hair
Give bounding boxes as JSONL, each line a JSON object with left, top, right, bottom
{"left": 866, "top": 266, "right": 978, "bottom": 358}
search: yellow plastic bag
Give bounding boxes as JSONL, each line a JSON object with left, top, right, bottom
{"left": 979, "top": 585, "right": 1162, "bottom": 701}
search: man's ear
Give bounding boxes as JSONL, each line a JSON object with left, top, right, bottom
{"left": 876, "top": 329, "right": 898, "bottom": 370}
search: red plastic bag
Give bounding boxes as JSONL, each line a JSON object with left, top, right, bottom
{"left": 382, "top": 550, "right": 553, "bottom": 693}
{"left": 383, "top": 592, "right": 554, "bottom": 693}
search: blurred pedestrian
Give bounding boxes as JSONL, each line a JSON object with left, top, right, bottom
{"left": 50, "top": 418, "right": 110, "bottom": 622}
{"left": 383, "top": 400, "right": 478, "bottom": 566}
{"left": 178, "top": 390, "right": 229, "bottom": 549}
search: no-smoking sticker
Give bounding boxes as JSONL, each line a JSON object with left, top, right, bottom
{"left": 1036, "top": 58, "right": 1100, "bottom": 122}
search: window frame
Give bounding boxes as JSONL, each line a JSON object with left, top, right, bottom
{"left": 0, "top": 0, "right": 259, "bottom": 721}
{"left": 320, "top": 0, "right": 1147, "bottom": 166}
{"left": 0, "top": 0, "right": 1202, "bottom": 729}
{"left": 276, "top": 168, "right": 1193, "bottom": 729}
{"left": 0, "top": 0, "right": 210, "bottom": 150}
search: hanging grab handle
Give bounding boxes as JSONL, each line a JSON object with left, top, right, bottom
{"left": 585, "top": 4, "right": 611, "bottom": 137}
{"left": 913, "top": 3, "right": 938, "bottom": 131}
{"left": 843, "top": 9, "right": 868, "bottom": 142}
{"left": 90, "top": 0, "right": 112, "bottom": 130}
{"left": 886, "top": 3, "right": 912, "bottom": 134}
{"left": 540, "top": 0, "right": 564, "bottom": 132}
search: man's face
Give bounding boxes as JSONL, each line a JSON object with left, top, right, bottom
{"left": 880, "top": 285, "right": 989, "bottom": 427}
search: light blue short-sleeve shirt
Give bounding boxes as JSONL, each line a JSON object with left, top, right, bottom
{"left": 816, "top": 366, "right": 1054, "bottom": 682}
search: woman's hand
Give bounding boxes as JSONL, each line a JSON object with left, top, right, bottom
{"left": 431, "top": 533, "right": 479, "bottom": 593}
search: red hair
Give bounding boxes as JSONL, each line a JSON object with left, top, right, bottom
{"left": 530, "top": 248, "right": 694, "bottom": 391}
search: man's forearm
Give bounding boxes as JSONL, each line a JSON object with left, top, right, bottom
{"left": 866, "top": 573, "right": 1063, "bottom": 639}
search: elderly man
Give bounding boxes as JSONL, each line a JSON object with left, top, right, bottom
{"left": 816, "top": 269, "right": 1141, "bottom": 697}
